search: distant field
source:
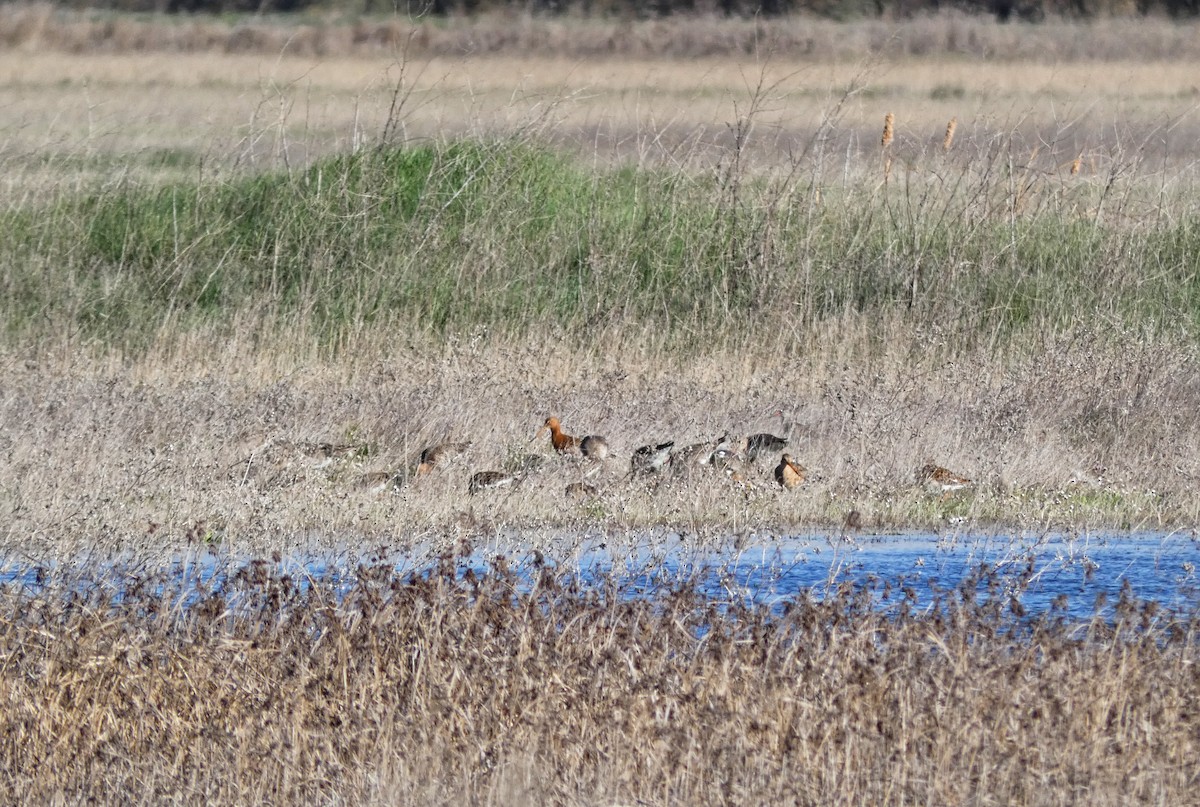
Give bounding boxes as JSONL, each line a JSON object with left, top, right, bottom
{"left": 4, "top": 45, "right": 1200, "bottom": 173}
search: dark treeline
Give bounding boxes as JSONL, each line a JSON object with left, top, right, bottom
{"left": 42, "top": 0, "right": 1200, "bottom": 22}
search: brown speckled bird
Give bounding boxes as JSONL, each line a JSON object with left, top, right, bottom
{"left": 919, "top": 462, "right": 972, "bottom": 492}
{"left": 565, "top": 481, "right": 599, "bottom": 499}
{"left": 468, "top": 470, "right": 518, "bottom": 495}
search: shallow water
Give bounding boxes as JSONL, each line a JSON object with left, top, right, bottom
{"left": 562, "top": 530, "right": 1200, "bottom": 618}
{"left": 3, "top": 530, "right": 1199, "bottom": 620}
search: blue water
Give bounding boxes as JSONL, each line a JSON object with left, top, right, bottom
{"left": 2, "top": 531, "right": 1198, "bottom": 620}
{"left": 560, "top": 530, "right": 1200, "bottom": 617}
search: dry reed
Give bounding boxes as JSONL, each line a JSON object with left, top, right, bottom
{"left": 0, "top": 555, "right": 1195, "bottom": 804}
{"left": 881, "top": 111, "right": 895, "bottom": 149}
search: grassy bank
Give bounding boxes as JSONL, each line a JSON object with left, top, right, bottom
{"left": 1, "top": 328, "right": 1196, "bottom": 550}
{"left": 5, "top": 135, "right": 1200, "bottom": 354}
{"left": 2, "top": 127, "right": 1200, "bottom": 537}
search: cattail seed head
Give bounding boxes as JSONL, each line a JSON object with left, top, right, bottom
{"left": 942, "top": 117, "right": 957, "bottom": 152}
{"left": 881, "top": 112, "right": 894, "bottom": 149}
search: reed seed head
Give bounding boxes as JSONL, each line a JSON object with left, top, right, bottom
{"left": 881, "top": 112, "right": 895, "bottom": 149}
{"left": 942, "top": 117, "right": 957, "bottom": 152}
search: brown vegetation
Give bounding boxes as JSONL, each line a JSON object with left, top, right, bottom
{"left": 1, "top": 324, "right": 1196, "bottom": 559}
{"left": 0, "top": 556, "right": 1195, "bottom": 804}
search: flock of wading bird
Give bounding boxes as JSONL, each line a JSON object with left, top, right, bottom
{"left": 343, "top": 414, "right": 974, "bottom": 506}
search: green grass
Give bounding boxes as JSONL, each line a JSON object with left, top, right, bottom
{"left": 3, "top": 136, "right": 1200, "bottom": 354}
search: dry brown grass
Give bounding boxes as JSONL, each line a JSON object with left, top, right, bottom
{"left": 0, "top": 554, "right": 1195, "bottom": 804}
{"left": 2, "top": 319, "right": 1196, "bottom": 560}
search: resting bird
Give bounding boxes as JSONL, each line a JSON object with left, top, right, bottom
{"left": 468, "top": 470, "right": 518, "bottom": 495}
{"left": 919, "top": 462, "right": 972, "bottom": 493}
{"left": 565, "top": 481, "right": 599, "bottom": 499}
{"left": 415, "top": 441, "right": 472, "bottom": 475}
{"left": 774, "top": 454, "right": 806, "bottom": 489}
{"left": 745, "top": 432, "right": 788, "bottom": 462}
{"left": 743, "top": 409, "right": 797, "bottom": 462}
{"left": 296, "top": 441, "right": 370, "bottom": 469}
{"left": 669, "top": 438, "right": 721, "bottom": 477}
{"left": 629, "top": 441, "right": 675, "bottom": 477}
{"left": 711, "top": 447, "right": 752, "bottom": 484}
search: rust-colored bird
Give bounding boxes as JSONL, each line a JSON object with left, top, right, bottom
{"left": 919, "top": 462, "right": 972, "bottom": 493}
{"left": 537, "top": 416, "right": 609, "bottom": 460}
{"left": 415, "top": 441, "right": 472, "bottom": 475}
{"left": 774, "top": 454, "right": 806, "bottom": 489}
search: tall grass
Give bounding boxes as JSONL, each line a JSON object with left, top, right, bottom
{"left": 4, "top": 130, "right": 1200, "bottom": 355}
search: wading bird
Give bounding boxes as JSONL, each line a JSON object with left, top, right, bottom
{"left": 537, "top": 416, "right": 609, "bottom": 460}
{"left": 744, "top": 410, "right": 798, "bottom": 462}
{"left": 356, "top": 470, "right": 404, "bottom": 494}
{"left": 468, "top": 470, "right": 518, "bottom": 495}
{"left": 565, "top": 481, "right": 599, "bottom": 499}
{"left": 296, "top": 441, "right": 369, "bottom": 469}
{"left": 711, "top": 447, "right": 753, "bottom": 484}
{"left": 669, "top": 438, "right": 721, "bottom": 477}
